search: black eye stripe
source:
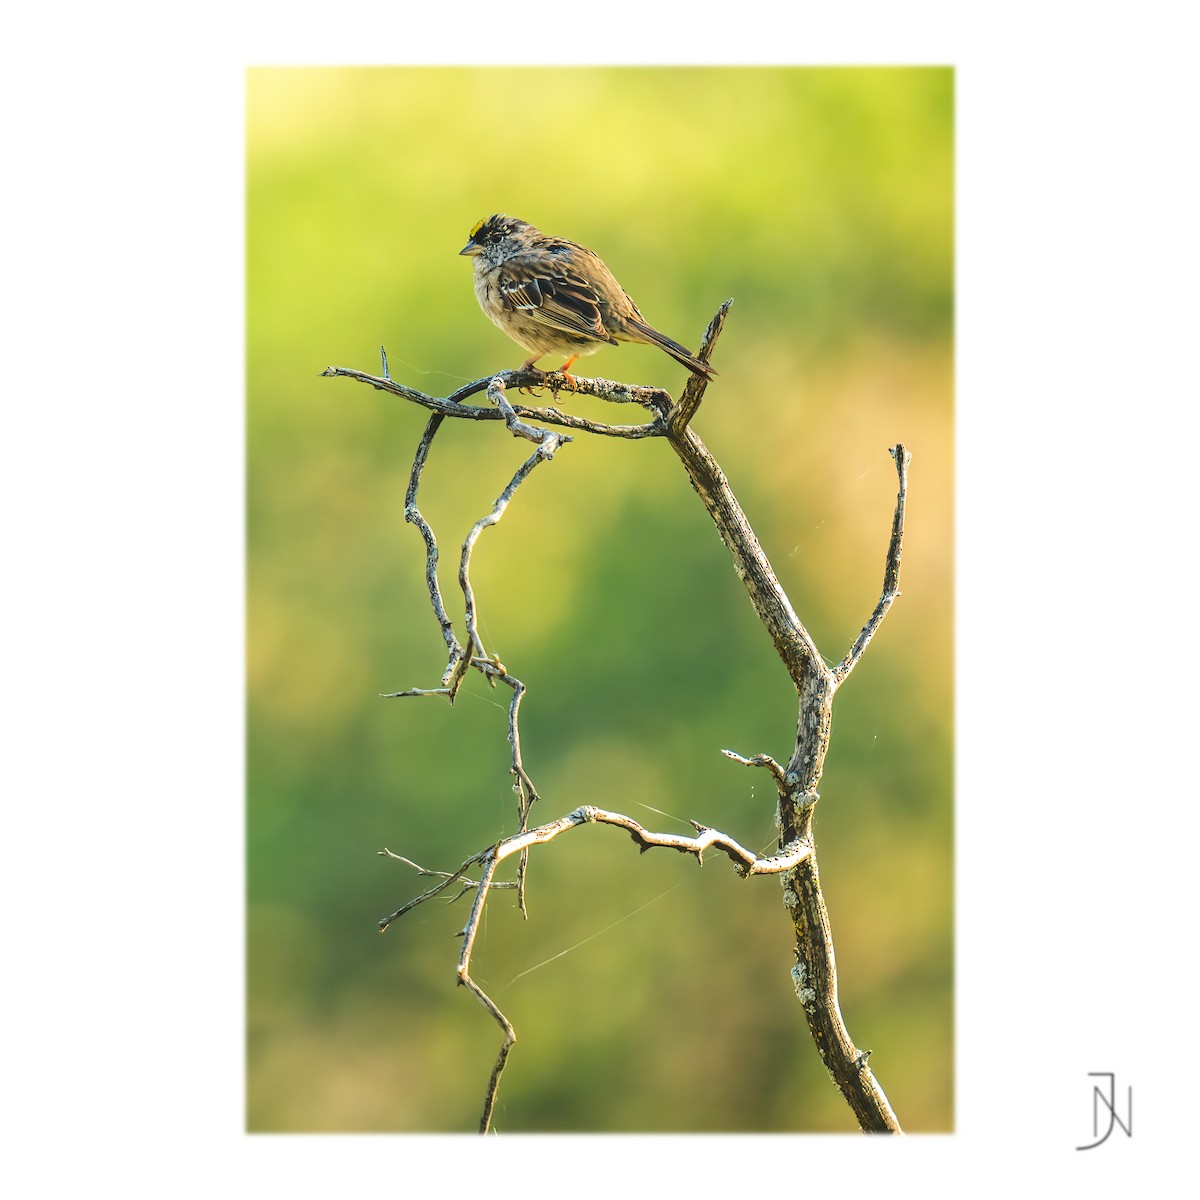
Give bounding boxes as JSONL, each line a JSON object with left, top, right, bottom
{"left": 468, "top": 215, "right": 526, "bottom": 246}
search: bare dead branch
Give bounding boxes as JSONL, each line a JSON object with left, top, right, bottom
{"left": 662, "top": 360, "right": 906, "bottom": 1132}
{"left": 783, "top": 854, "right": 902, "bottom": 1132}
{"left": 321, "top": 363, "right": 668, "bottom": 439}
{"left": 380, "top": 803, "right": 816, "bottom": 1131}
{"left": 832, "top": 443, "right": 911, "bottom": 686}
{"left": 376, "top": 850, "right": 486, "bottom": 931}
{"left": 376, "top": 849, "right": 517, "bottom": 905}
{"left": 445, "top": 366, "right": 672, "bottom": 419}
{"left": 448, "top": 851, "right": 515, "bottom": 1133}
{"left": 471, "top": 658, "right": 540, "bottom": 915}
{"left": 669, "top": 428, "right": 826, "bottom": 692}
{"left": 721, "top": 747, "right": 791, "bottom": 794}
{"left": 399, "top": 413, "right": 472, "bottom": 691}
{"left": 337, "top": 303, "right": 913, "bottom": 1135}
{"left": 668, "top": 298, "right": 732, "bottom": 434}
{"left": 457, "top": 410, "right": 568, "bottom": 665}
{"left": 585, "top": 806, "right": 813, "bottom": 875}
{"left": 458, "top": 971, "right": 515, "bottom": 1136}
{"left": 381, "top": 378, "right": 562, "bottom": 915}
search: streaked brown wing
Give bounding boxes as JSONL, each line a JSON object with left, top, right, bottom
{"left": 496, "top": 257, "right": 617, "bottom": 344}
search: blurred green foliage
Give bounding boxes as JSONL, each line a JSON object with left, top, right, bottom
{"left": 247, "top": 66, "right": 953, "bottom": 1133}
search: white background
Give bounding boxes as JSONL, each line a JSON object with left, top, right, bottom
{"left": 3, "top": 2, "right": 1194, "bottom": 1195}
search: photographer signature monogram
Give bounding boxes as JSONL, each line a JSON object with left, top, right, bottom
{"left": 1076, "top": 1072, "right": 1132, "bottom": 1150}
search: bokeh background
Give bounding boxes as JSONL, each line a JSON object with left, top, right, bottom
{"left": 247, "top": 66, "right": 953, "bottom": 1133}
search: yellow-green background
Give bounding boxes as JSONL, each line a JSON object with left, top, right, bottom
{"left": 247, "top": 66, "right": 953, "bottom": 1133}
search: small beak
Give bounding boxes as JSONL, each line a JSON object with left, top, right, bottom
{"left": 459, "top": 239, "right": 482, "bottom": 257}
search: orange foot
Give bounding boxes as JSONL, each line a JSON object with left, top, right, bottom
{"left": 546, "top": 355, "right": 580, "bottom": 405}
{"left": 518, "top": 355, "right": 579, "bottom": 401}
{"left": 518, "top": 355, "right": 546, "bottom": 395}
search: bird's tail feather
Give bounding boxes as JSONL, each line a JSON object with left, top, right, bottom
{"left": 623, "top": 316, "right": 716, "bottom": 380}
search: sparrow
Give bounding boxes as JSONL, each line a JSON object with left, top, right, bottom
{"left": 459, "top": 214, "right": 715, "bottom": 380}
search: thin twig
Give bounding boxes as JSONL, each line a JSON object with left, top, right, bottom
{"left": 668, "top": 299, "right": 732, "bottom": 435}
{"left": 721, "top": 747, "right": 791, "bottom": 794}
{"left": 832, "top": 444, "right": 911, "bottom": 685}
{"left": 403, "top": 414, "right": 457, "bottom": 655}
{"left": 377, "top": 849, "right": 517, "bottom": 890}
{"left": 470, "top": 657, "right": 540, "bottom": 915}
{"left": 321, "top": 364, "right": 668, "bottom": 439}
{"left": 458, "top": 382, "right": 570, "bottom": 664}
{"left": 376, "top": 851, "right": 487, "bottom": 931}
{"left": 377, "top": 850, "right": 516, "bottom": 905}
{"left": 454, "top": 852, "right": 514, "bottom": 1134}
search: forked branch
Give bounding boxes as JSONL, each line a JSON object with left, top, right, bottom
{"left": 380, "top": 806, "right": 816, "bottom": 1133}
{"left": 328, "top": 303, "right": 911, "bottom": 1134}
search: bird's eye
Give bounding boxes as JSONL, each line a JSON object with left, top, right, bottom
{"left": 468, "top": 215, "right": 512, "bottom": 246}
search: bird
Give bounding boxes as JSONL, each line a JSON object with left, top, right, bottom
{"left": 459, "top": 214, "right": 715, "bottom": 381}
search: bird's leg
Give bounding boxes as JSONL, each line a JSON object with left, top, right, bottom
{"left": 517, "top": 355, "right": 547, "bottom": 396}
{"left": 545, "top": 355, "right": 579, "bottom": 405}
